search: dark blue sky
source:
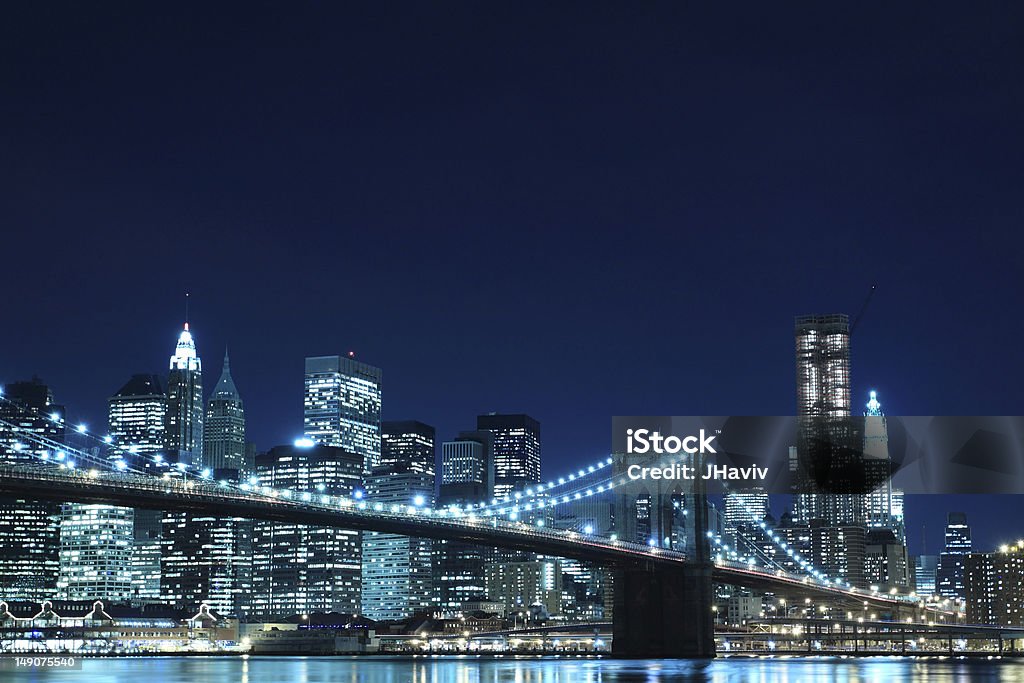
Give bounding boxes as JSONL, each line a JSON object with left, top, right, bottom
{"left": 3, "top": 2, "right": 1023, "bottom": 555}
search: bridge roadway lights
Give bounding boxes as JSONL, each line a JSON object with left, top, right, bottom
{"left": 612, "top": 562, "right": 715, "bottom": 658}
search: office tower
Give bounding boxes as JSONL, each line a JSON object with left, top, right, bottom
{"left": 160, "top": 510, "right": 251, "bottom": 617}
{"left": 793, "top": 314, "right": 860, "bottom": 526}
{"left": 57, "top": 504, "right": 133, "bottom": 601}
{"left": 890, "top": 489, "right": 906, "bottom": 544}
{"left": 439, "top": 431, "right": 494, "bottom": 503}
{"left": 433, "top": 431, "right": 494, "bottom": 614}
{"left": 107, "top": 373, "right": 167, "bottom": 601}
{"left": 795, "top": 314, "right": 851, "bottom": 418}
{"left": 161, "top": 323, "right": 247, "bottom": 613}
{"left": 965, "top": 542, "right": 1024, "bottom": 626}
{"left": 380, "top": 421, "right": 435, "bottom": 474}
{"left": 0, "top": 379, "right": 63, "bottom": 601}
{"left": 476, "top": 413, "right": 541, "bottom": 499}
{"left": 862, "top": 391, "right": 894, "bottom": 527}
{"left": 361, "top": 465, "right": 435, "bottom": 619}
{"left": 936, "top": 512, "right": 972, "bottom": 599}
{"left": 360, "top": 422, "right": 436, "bottom": 620}
{"left": 864, "top": 529, "right": 910, "bottom": 591}
{"left": 304, "top": 355, "right": 381, "bottom": 471}
{"left": 723, "top": 488, "right": 769, "bottom": 546}
{"left": 251, "top": 444, "right": 363, "bottom": 619}
{"left": 166, "top": 323, "right": 203, "bottom": 465}
{"left": 130, "top": 539, "right": 162, "bottom": 605}
{"left": 108, "top": 374, "right": 167, "bottom": 468}
{"left": 809, "top": 520, "right": 866, "bottom": 588}
{"left": 203, "top": 350, "right": 246, "bottom": 473}
{"left": 485, "top": 559, "right": 562, "bottom": 619}
{"left": 914, "top": 555, "right": 939, "bottom": 596}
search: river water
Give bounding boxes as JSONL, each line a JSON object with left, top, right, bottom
{"left": 6, "top": 655, "right": 1024, "bottom": 682}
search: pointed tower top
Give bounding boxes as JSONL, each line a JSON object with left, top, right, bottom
{"left": 170, "top": 322, "right": 201, "bottom": 372}
{"left": 211, "top": 347, "right": 240, "bottom": 400}
{"left": 865, "top": 390, "right": 882, "bottom": 416}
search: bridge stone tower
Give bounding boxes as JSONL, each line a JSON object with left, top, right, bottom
{"left": 610, "top": 416, "right": 715, "bottom": 658}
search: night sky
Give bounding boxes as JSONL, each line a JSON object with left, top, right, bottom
{"left": 3, "top": 3, "right": 1023, "bottom": 556}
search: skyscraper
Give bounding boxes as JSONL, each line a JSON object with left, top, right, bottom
{"left": 304, "top": 355, "right": 381, "bottom": 472}
{"left": 108, "top": 374, "right": 167, "bottom": 470}
{"left": 107, "top": 373, "right": 167, "bottom": 603}
{"left": 913, "top": 554, "right": 939, "bottom": 596}
{"left": 864, "top": 528, "right": 910, "bottom": 591}
{"left": 793, "top": 314, "right": 860, "bottom": 526}
{"left": 965, "top": 542, "right": 1024, "bottom": 627}
{"left": 477, "top": 414, "right": 541, "bottom": 499}
{"left": 723, "top": 488, "right": 769, "bottom": 546}
{"left": 203, "top": 350, "right": 247, "bottom": 473}
{"left": 0, "top": 379, "right": 62, "bottom": 602}
{"left": 379, "top": 420, "right": 435, "bottom": 474}
{"left": 166, "top": 323, "right": 203, "bottom": 465}
{"left": 161, "top": 323, "right": 220, "bottom": 611}
{"left": 163, "top": 338, "right": 251, "bottom": 615}
{"left": 795, "top": 314, "right": 851, "bottom": 418}
{"left": 57, "top": 504, "right": 134, "bottom": 601}
{"left": 251, "top": 444, "right": 363, "bottom": 619}
{"left": 361, "top": 421, "right": 436, "bottom": 621}
{"left": 107, "top": 374, "right": 166, "bottom": 602}
{"left": 160, "top": 509, "right": 252, "bottom": 617}
{"left": 434, "top": 431, "right": 494, "bottom": 613}
{"left": 936, "top": 512, "right": 972, "bottom": 599}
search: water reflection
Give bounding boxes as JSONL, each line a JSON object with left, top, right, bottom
{"left": 6, "top": 656, "right": 1024, "bottom": 683}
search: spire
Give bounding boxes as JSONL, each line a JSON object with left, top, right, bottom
{"left": 170, "top": 322, "right": 201, "bottom": 372}
{"left": 865, "top": 390, "right": 882, "bottom": 416}
{"left": 211, "top": 347, "right": 239, "bottom": 399}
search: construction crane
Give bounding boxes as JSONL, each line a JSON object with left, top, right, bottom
{"left": 850, "top": 284, "right": 876, "bottom": 335}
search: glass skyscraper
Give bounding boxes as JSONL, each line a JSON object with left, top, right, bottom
{"left": 107, "top": 373, "right": 167, "bottom": 604}
{"left": 792, "top": 314, "right": 860, "bottom": 526}
{"left": 57, "top": 504, "right": 133, "bottom": 601}
{"left": 203, "top": 350, "right": 247, "bottom": 473}
{"left": 163, "top": 337, "right": 251, "bottom": 616}
{"left": 108, "top": 374, "right": 167, "bottom": 469}
{"left": 165, "top": 323, "right": 203, "bottom": 465}
{"left": 936, "top": 512, "right": 972, "bottom": 599}
{"left": 362, "top": 420, "right": 436, "bottom": 621}
{"left": 0, "top": 379, "right": 63, "bottom": 602}
{"left": 434, "top": 431, "right": 494, "bottom": 614}
{"left": 251, "top": 444, "right": 363, "bottom": 619}
{"left": 723, "top": 487, "right": 769, "bottom": 546}
{"left": 303, "top": 355, "right": 381, "bottom": 472}
{"left": 477, "top": 413, "right": 541, "bottom": 499}
{"left": 362, "top": 462, "right": 435, "bottom": 620}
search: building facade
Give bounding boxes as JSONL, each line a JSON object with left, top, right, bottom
{"left": 165, "top": 324, "right": 203, "bottom": 464}
{"left": 792, "top": 314, "right": 861, "bottom": 527}
{"left": 107, "top": 373, "right": 167, "bottom": 604}
{"left": 203, "top": 350, "right": 247, "bottom": 474}
{"left": 0, "top": 379, "right": 64, "bottom": 601}
{"left": 251, "top": 444, "right": 363, "bottom": 619}
{"left": 965, "top": 542, "right": 1024, "bottom": 627}
{"left": 476, "top": 413, "right": 540, "bottom": 500}
{"left": 434, "top": 431, "right": 494, "bottom": 614}
{"left": 361, "top": 422, "right": 436, "bottom": 621}
{"left": 56, "top": 504, "right": 133, "bottom": 601}
{"left": 303, "top": 355, "right": 381, "bottom": 472}
{"left": 936, "top": 512, "right": 972, "bottom": 599}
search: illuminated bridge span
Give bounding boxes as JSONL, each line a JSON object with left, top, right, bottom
{"left": 0, "top": 462, "right": 945, "bottom": 657}
{"left": 0, "top": 395, "right": 947, "bottom": 658}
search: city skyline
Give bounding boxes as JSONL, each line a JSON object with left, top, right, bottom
{"left": 3, "top": 0, "right": 1024, "bottom": 672}
{"left": 2, "top": 316, "right": 1022, "bottom": 560}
